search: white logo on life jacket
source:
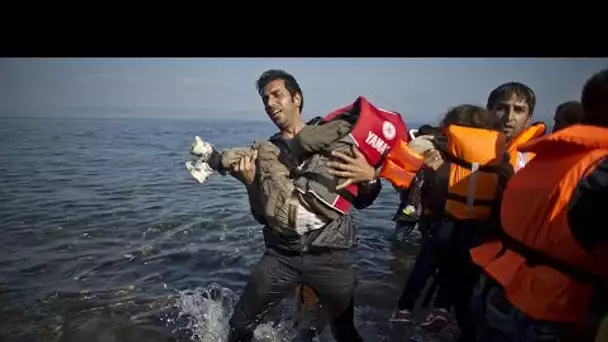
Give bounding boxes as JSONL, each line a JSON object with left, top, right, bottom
{"left": 365, "top": 131, "right": 389, "bottom": 155}
{"left": 382, "top": 121, "right": 396, "bottom": 140}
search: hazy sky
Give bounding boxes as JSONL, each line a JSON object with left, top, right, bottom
{"left": 1, "top": 58, "right": 606, "bottom": 123}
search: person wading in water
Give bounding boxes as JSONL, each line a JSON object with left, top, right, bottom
{"left": 227, "top": 69, "right": 382, "bottom": 342}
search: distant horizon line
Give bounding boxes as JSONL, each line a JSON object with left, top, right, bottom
{"left": 0, "top": 105, "right": 263, "bottom": 111}
{"left": 0, "top": 115, "right": 431, "bottom": 126}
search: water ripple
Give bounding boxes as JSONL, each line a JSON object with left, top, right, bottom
{"left": 0, "top": 117, "right": 457, "bottom": 342}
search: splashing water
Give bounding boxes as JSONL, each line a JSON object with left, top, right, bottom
{"left": 164, "top": 283, "right": 295, "bottom": 342}
{"left": 165, "top": 283, "right": 237, "bottom": 342}
{"left": 252, "top": 321, "right": 295, "bottom": 342}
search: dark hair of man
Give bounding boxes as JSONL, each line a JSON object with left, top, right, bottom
{"left": 255, "top": 69, "right": 304, "bottom": 112}
{"left": 487, "top": 82, "right": 536, "bottom": 117}
{"left": 581, "top": 68, "right": 608, "bottom": 127}
{"left": 554, "top": 101, "right": 584, "bottom": 127}
{"left": 417, "top": 124, "right": 440, "bottom": 137}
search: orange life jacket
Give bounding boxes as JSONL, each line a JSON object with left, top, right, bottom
{"left": 377, "top": 122, "right": 542, "bottom": 192}
{"left": 442, "top": 125, "right": 508, "bottom": 220}
{"left": 470, "top": 124, "right": 608, "bottom": 323}
{"left": 378, "top": 138, "right": 424, "bottom": 189}
{"left": 507, "top": 121, "right": 546, "bottom": 170}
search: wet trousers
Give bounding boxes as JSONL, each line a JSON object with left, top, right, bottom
{"left": 397, "top": 215, "right": 453, "bottom": 311}
{"left": 398, "top": 217, "right": 482, "bottom": 341}
{"left": 439, "top": 221, "right": 481, "bottom": 342}
{"left": 227, "top": 247, "right": 362, "bottom": 342}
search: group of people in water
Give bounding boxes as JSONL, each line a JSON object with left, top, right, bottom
{"left": 187, "top": 66, "right": 608, "bottom": 342}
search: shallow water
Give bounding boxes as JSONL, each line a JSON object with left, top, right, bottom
{"left": 0, "top": 116, "right": 458, "bottom": 342}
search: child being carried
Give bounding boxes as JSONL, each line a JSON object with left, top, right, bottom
{"left": 185, "top": 96, "right": 408, "bottom": 236}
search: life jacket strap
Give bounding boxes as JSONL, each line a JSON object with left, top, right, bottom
{"left": 445, "top": 192, "right": 496, "bottom": 207}
{"left": 466, "top": 162, "right": 480, "bottom": 212}
{"left": 496, "top": 231, "right": 605, "bottom": 288}
{"left": 438, "top": 149, "right": 511, "bottom": 221}
{"left": 440, "top": 149, "right": 504, "bottom": 174}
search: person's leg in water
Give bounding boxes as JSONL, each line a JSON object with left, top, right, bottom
{"left": 227, "top": 249, "right": 301, "bottom": 342}
{"left": 391, "top": 215, "right": 452, "bottom": 323}
{"left": 393, "top": 219, "right": 419, "bottom": 243}
{"left": 418, "top": 231, "right": 452, "bottom": 331}
{"left": 442, "top": 225, "right": 481, "bottom": 342}
{"left": 392, "top": 237, "right": 439, "bottom": 322}
{"left": 293, "top": 284, "right": 328, "bottom": 342}
{"left": 302, "top": 250, "right": 362, "bottom": 342}
{"left": 419, "top": 266, "right": 450, "bottom": 332}
{"left": 233, "top": 143, "right": 330, "bottom": 341}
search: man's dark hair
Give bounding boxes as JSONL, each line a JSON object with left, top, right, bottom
{"left": 553, "top": 101, "right": 584, "bottom": 131}
{"left": 255, "top": 69, "right": 304, "bottom": 112}
{"left": 581, "top": 68, "right": 608, "bottom": 127}
{"left": 417, "top": 124, "right": 440, "bottom": 137}
{"left": 441, "top": 104, "right": 501, "bottom": 130}
{"left": 486, "top": 82, "right": 536, "bottom": 116}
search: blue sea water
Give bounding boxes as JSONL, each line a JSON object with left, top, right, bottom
{"left": 0, "top": 116, "right": 457, "bottom": 342}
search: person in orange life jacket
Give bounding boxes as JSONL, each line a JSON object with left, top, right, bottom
{"left": 552, "top": 100, "right": 584, "bottom": 133}
{"left": 399, "top": 84, "right": 538, "bottom": 339}
{"left": 227, "top": 69, "right": 381, "bottom": 342}
{"left": 423, "top": 82, "right": 544, "bottom": 173}
{"left": 405, "top": 84, "right": 539, "bottom": 336}
{"left": 430, "top": 105, "right": 514, "bottom": 342}
{"left": 469, "top": 68, "right": 608, "bottom": 342}
{"left": 392, "top": 106, "right": 515, "bottom": 340}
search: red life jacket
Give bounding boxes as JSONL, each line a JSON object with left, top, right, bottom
{"left": 323, "top": 96, "right": 409, "bottom": 164}
{"left": 304, "top": 96, "right": 408, "bottom": 214}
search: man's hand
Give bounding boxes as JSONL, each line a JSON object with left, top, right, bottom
{"left": 423, "top": 149, "right": 444, "bottom": 171}
{"left": 326, "top": 145, "right": 377, "bottom": 190}
{"left": 231, "top": 149, "right": 258, "bottom": 186}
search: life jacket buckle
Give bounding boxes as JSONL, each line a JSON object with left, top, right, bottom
{"left": 466, "top": 162, "right": 480, "bottom": 212}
